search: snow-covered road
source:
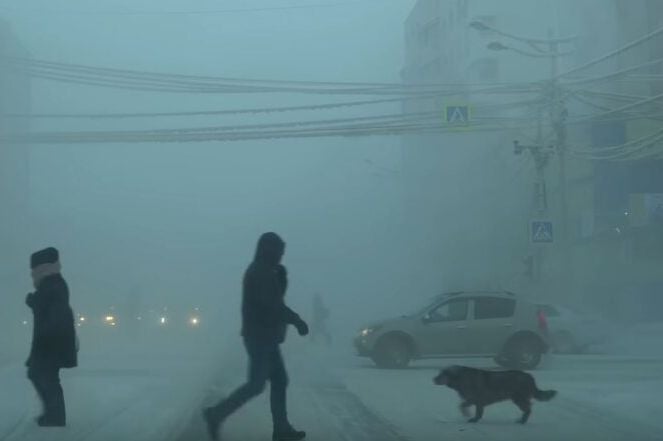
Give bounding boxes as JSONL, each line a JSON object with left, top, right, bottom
{"left": 0, "top": 336, "right": 219, "bottom": 441}
{"left": 3, "top": 340, "right": 663, "bottom": 441}
{"left": 178, "top": 344, "right": 663, "bottom": 441}
{"left": 332, "top": 355, "right": 663, "bottom": 441}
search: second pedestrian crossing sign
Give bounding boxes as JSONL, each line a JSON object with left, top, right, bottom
{"left": 444, "top": 105, "right": 471, "bottom": 128}
{"left": 531, "top": 220, "right": 554, "bottom": 244}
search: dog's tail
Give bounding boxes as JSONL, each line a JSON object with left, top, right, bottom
{"left": 533, "top": 388, "right": 557, "bottom": 401}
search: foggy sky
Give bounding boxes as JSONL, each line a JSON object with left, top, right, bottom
{"left": 1, "top": 0, "right": 417, "bottom": 336}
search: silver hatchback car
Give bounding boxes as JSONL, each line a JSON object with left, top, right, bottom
{"left": 354, "top": 291, "right": 550, "bottom": 369}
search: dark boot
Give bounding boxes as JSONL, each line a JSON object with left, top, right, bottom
{"left": 203, "top": 407, "right": 221, "bottom": 441}
{"left": 272, "top": 425, "right": 306, "bottom": 441}
{"left": 39, "top": 372, "right": 66, "bottom": 427}
{"left": 37, "top": 415, "right": 65, "bottom": 427}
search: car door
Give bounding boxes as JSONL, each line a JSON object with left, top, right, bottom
{"left": 464, "top": 297, "right": 517, "bottom": 354}
{"left": 415, "top": 298, "right": 470, "bottom": 356}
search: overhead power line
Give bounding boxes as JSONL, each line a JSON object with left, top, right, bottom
{"left": 3, "top": 97, "right": 540, "bottom": 120}
{"left": 1, "top": 55, "right": 541, "bottom": 95}
{"left": 564, "top": 56, "right": 663, "bottom": 87}
{"left": 569, "top": 90, "right": 663, "bottom": 126}
{"left": 0, "top": 123, "right": 534, "bottom": 144}
{"left": 568, "top": 93, "right": 663, "bottom": 126}
{"left": 4, "top": 109, "right": 537, "bottom": 138}
{"left": 578, "top": 90, "right": 649, "bottom": 103}
{"left": 571, "top": 129, "right": 663, "bottom": 161}
{"left": 1, "top": 55, "right": 436, "bottom": 88}
{"left": 3, "top": 97, "right": 414, "bottom": 119}
{"left": 559, "top": 24, "right": 663, "bottom": 79}
{"left": 0, "top": 1, "right": 386, "bottom": 16}
{"left": 1, "top": 111, "right": 544, "bottom": 144}
{"left": 7, "top": 65, "right": 414, "bottom": 96}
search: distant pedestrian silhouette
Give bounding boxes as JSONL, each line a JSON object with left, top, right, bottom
{"left": 26, "top": 247, "right": 77, "bottom": 427}
{"left": 311, "top": 293, "right": 331, "bottom": 346}
{"left": 203, "top": 233, "right": 309, "bottom": 441}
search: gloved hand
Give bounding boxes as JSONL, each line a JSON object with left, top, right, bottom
{"left": 295, "top": 318, "right": 309, "bottom": 336}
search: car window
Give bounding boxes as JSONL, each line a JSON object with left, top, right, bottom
{"left": 474, "top": 297, "right": 516, "bottom": 319}
{"left": 428, "top": 299, "right": 468, "bottom": 322}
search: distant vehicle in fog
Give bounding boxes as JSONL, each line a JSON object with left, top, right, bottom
{"left": 354, "top": 291, "right": 550, "bottom": 370}
{"left": 75, "top": 307, "right": 203, "bottom": 332}
{"left": 536, "top": 304, "right": 610, "bottom": 354}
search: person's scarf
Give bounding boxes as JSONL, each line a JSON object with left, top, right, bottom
{"left": 31, "top": 262, "right": 62, "bottom": 289}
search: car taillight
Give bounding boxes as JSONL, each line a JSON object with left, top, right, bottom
{"left": 537, "top": 310, "right": 549, "bottom": 334}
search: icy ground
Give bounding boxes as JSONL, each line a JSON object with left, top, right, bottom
{"left": 0, "top": 334, "right": 220, "bottom": 441}
{"left": 2, "top": 326, "right": 663, "bottom": 441}
{"left": 179, "top": 335, "right": 663, "bottom": 441}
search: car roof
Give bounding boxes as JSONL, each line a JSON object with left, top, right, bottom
{"left": 438, "top": 291, "right": 516, "bottom": 299}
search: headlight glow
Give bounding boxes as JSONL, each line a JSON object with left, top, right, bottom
{"left": 360, "top": 325, "right": 382, "bottom": 337}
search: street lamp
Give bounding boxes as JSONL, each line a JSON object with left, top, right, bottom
{"left": 487, "top": 41, "right": 574, "bottom": 58}
{"left": 468, "top": 20, "right": 577, "bottom": 45}
{"left": 469, "top": 21, "right": 491, "bottom": 32}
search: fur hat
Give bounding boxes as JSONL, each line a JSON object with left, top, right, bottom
{"left": 30, "top": 247, "right": 59, "bottom": 269}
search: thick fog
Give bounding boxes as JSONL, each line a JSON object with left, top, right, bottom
{"left": 1, "top": 1, "right": 662, "bottom": 440}
{"left": 3, "top": 0, "right": 417, "bottom": 346}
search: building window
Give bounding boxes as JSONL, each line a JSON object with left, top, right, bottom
{"left": 419, "top": 18, "right": 440, "bottom": 49}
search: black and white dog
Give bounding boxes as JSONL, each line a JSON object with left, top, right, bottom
{"left": 433, "top": 365, "right": 557, "bottom": 424}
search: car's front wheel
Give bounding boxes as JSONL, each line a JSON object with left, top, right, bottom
{"left": 372, "top": 337, "right": 412, "bottom": 369}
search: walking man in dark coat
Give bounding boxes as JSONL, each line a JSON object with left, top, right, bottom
{"left": 26, "top": 247, "right": 77, "bottom": 427}
{"left": 203, "top": 232, "right": 309, "bottom": 441}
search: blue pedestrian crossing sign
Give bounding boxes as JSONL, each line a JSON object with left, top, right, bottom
{"left": 531, "top": 220, "right": 554, "bottom": 244}
{"left": 445, "top": 105, "right": 471, "bottom": 125}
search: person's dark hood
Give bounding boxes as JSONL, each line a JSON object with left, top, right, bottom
{"left": 253, "top": 232, "right": 285, "bottom": 266}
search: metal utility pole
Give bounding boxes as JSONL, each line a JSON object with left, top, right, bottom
{"left": 515, "top": 92, "right": 554, "bottom": 284}
{"left": 548, "top": 30, "right": 573, "bottom": 299}
{"left": 514, "top": 134, "right": 554, "bottom": 282}
{"left": 472, "top": 22, "right": 577, "bottom": 287}
{"left": 549, "top": 32, "right": 569, "bottom": 246}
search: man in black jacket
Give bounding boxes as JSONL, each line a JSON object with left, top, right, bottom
{"left": 26, "top": 247, "right": 77, "bottom": 427}
{"left": 204, "top": 233, "right": 309, "bottom": 441}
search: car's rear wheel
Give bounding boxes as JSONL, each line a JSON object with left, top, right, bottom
{"left": 372, "top": 337, "right": 411, "bottom": 369}
{"left": 515, "top": 343, "right": 542, "bottom": 369}
{"left": 496, "top": 338, "right": 543, "bottom": 370}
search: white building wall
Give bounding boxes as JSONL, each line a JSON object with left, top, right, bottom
{"left": 399, "top": 1, "right": 627, "bottom": 299}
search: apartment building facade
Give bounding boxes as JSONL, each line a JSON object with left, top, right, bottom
{"left": 400, "top": 0, "right": 663, "bottom": 319}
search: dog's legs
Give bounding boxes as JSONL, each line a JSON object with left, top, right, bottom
{"left": 513, "top": 397, "right": 531, "bottom": 424}
{"left": 467, "top": 405, "right": 483, "bottom": 423}
{"left": 459, "top": 401, "right": 472, "bottom": 418}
